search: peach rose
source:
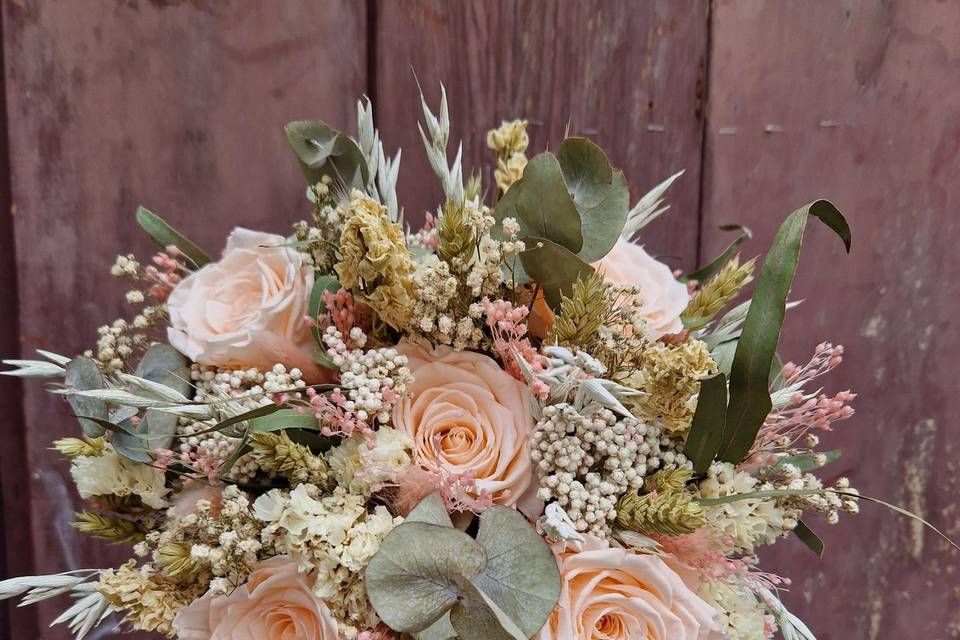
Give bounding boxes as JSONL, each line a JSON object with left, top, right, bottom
{"left": 594, "top": 239, "right": 689, "bottom": 340}
{"left": 167, "top": 228, "right": 323, "bottom": 378}
{"left": 536, "top": 537, "right": 718, "bottom": 640}
{"left": 392, "top": 339, "right": 540, "bottom": 515}
{"left": 173, "top": 556, "right": 338, "bottom": 640}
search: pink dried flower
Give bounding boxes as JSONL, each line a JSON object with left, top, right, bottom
{"left": 481, "top": 297, "right": 550, "bottom": 399}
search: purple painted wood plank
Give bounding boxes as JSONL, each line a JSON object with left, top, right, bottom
{"left": 701, "top": 1, "right": 960, "bottom": 637}
{"left": 1, "top": 1, "right": 367, "bottom": 637}
{"left": 372, "top": 0, "right": 709, "bottom": 271}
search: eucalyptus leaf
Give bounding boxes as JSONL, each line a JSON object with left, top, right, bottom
{"left": 365, "top": 522, "right": 487, "bottom": 633}
{"left": 135, "top": 207, "right": 211, "bottom": 267}
{"left": 471, "top": 506, "right": 561, "bottom": 638}
{"left": 284, "top": 120, "right": 369, "bottom": 189}
{"left": 64, "top": 357, "right": 108, "bottom": 437}
{"left": 684, "top": 372, "right": 728, "bottom": 474}
{"left": 495, "top": 154, "right": 583, "bottom": 254}
{"left": 407, "top": 491, "right": 454, "bottom": 527}
{"left": 134, "top": 344, "right": 192, "bottom": 400}
{"left": 556, "top": 138, "right": 629, "bottom": 263}
{"left": 415, "top": 613, "right": 457, "bottom": 640}
{"left": 719, "top": 200, "right": 850, "bottom": 464}
{"left": 187, "top": 404, "right": 285, "bottom": 438}
{"left": 680, "top": 224, "right": 752, "bottom": 283}
{"left": 519, "top": 238, "right": 594, "bottom": 309}
{"left": 138, "top": 408, "right": 179, "bottom": 452}
{"left": 449, "top": 579, "right": 525, "bottom": 640}
{"left": 793, "top": 520, "right": 824, "bottom": 557}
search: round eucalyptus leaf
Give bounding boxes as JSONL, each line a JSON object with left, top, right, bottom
{"left": 407, "top": 491, "right": 454, "bottom": 528}
{"left": 284, "top": 120, "right": 369, "bottom": 189}
{"left": 519, "top": 238, "right": 594, "bottom": 309}
{"left": 556, "top": 137, "right": 629, "bottom": 263}
{"left": 135, "top": 344, "right": 192, "bottom": 399}
{"left": 365, "top": 522, "right": 487, "bottom": 633}
{"left": 494, "top": 153, "right": 583, "bottom": 254}
{"left": 471, "top": 506, "right": 562, "bottom": 638}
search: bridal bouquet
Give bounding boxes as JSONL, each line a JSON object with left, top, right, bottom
{"left": 4, "top": 87, "right": 922, "bottom": 640}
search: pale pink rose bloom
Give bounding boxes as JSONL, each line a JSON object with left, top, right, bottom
{"left": 536, "top": 536, "right": 719, "bottom": 640}
{"left": 167, "top": 228, "right": 323, "bottom": 378}
{"left": 173, "top": 556, "right": 338, "bottom": 640}
{"left": 392, "top": 339, "right": 541, "bottom": 517}
{"left": 593, "top": 239, "right": 689, "bottom": 340}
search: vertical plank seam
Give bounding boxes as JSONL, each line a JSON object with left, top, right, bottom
{"left": 366, "top": 0, "right": 378, "bottom": 108}
{"left": 0, "top": 4, "right": 38, "bottom": 639}
{"left": 694, "top": 0, "right": 715, "bottom": 269}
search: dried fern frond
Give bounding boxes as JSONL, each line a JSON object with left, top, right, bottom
{"left": 249, "top": 431, "right": 331, "bottom": 488}
{"left": 683, "top": 254, "right": 756, "bottom": 328}
{"left": 550, "top": 271, "right": 612, "bottom": 350}
{"left": 616, "top": 490, "right": 706, "bottom": 537}
{"left": 436, "top": 200, "right": 477, "bottom": 268}
{"left": 72, "top": 511, "right": 146, "bottom": 545}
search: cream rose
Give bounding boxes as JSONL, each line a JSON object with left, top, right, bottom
{"left": 173, "top": 556, "right": 338, "bottom": 640}
{"left": 594, "top": 239, "right": 689, "bottom": 339}
{"left": 167, "top": 227, "right": 322, "bottom": 377}
{"left": 392, "top": 339, "right": 540, "bottom": 515}
{"left": 536, "top": 537, "right": 718, "bottom": 640}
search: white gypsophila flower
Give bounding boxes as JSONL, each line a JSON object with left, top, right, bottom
{"left": 70, "top": 444, "right": 169, "bottom": 509}
{"left": 326, "top": 427, "right": 413, "bottom": 495}
{"left": 538, "top": 502, "right": 586, "bottom": 550}
{"left": 698, "top": 462, "right": 794, "bottom": 553}
{"left": 252, "top": 485, "right": 401, "bottom": 600}
{"left": 698, "top": 579, "right": 777, "bottom": 640}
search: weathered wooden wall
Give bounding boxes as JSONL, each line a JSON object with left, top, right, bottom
{"left": 701, "top": 1, "right": 960, "bottom": 637}
{"left": 0, "top": 0, "right": 957, "bottom": 638}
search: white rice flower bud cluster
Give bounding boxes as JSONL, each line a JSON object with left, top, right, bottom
{"left": 322, "top": 326, "right": 412, "bottom": 425}
{"left": 531, "top": 403, "right": 689, "bottom": 538}
{"left": 178, "top": 364, "right": 305, "bottom": 483}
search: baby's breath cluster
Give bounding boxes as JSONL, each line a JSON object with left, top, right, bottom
{"left": 177, "top": 363, "right": 306, "bottom": 483}
{"left": 531, "top": 403, "right": 689, "bottom": 538}
{"left": 293, "top": 175, "right": 344, "bottom": 272}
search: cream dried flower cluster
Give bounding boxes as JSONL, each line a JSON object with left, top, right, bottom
{"left": 7, "top": 85, "right": 937, "bottom": 640}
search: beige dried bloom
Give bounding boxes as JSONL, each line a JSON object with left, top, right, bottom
{"left": 628, "top": 337, "right": 718, "bottom": 436}
{"left": 487, "top": 119, "right": 530, "bottom": 193}
{"left": 335, "top": 190, "right": 415, "bottom": 330}
{"left": 97, "top": 561, "right": 205, "bottom": 637}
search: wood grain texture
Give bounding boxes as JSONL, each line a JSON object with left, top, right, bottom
{"left": 372, "top": 0, "right": 709, "bottom": 270}
{"left": 701, "top": 1, "right": 960, "bottom": 637}
{"left": 1, "top": 1, "right": 366, "bottom": 637}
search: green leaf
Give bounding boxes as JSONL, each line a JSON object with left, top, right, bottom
{"left": 495, "top": 153, "right": 583, "bottom": 254}
{"left": 188, "top": 404, "right": 286, "bottom": 438}
{"left": 366, "top": 496, "right": 561, "bottom": 639}
{"left": 284, "top": 120, "right": 369, "bottom": 189}
{"left": 772, "top": 449, "right": 843, "bottom": 472}
{"left": 365, "top": 522, "right": 488, "bottom": 633}
{"left": 719, "top": 200, "right": 850, "bottom": 464}
{"left": 415, "top": 613, "right": 458, "bottom": 640}
{"left": 681, "top": 224, "right": 752, "bottom": 283}
{"left": 519, "top": 238, "right": 594, "bottom": 309}
{"left": 684, "top": 373, "right": 728, "bottom": 474}
{"left": 407, "top": 492, "right": 454, "bottom": 528}
{"left": 556, "top": 138, "right": 629, "bottom": 262}
{"left": 248, "top": 409, "right": 320, "bottom": 433}
{"left": 135, "top": 345, "right": 192, "bottom": 398}
{"left": 470, "top": 506, "right": 561, "bottom": 638}
{"left": 793, "top": 520, "right": 824, "bottom": 557}
{"left": 136, "top": 206, "right": 211, "bottom": 267}
{"left": 308, "top": 275, "right": 342, "bottom": 370}
{"left": 65, "top": 357, "right": 108, "bottom": 437}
